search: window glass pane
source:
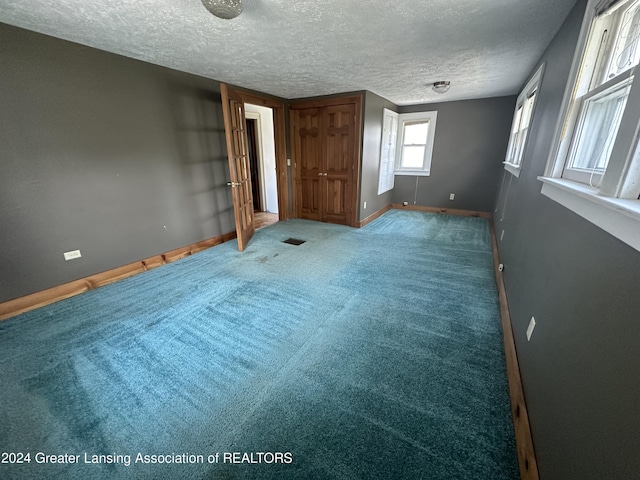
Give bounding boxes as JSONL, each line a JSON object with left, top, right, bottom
{"left": 606, "top": 1, "right": 640, "bottom": 80}
{"left": 513, "top": 128, "right": 530, "bottom": 167}
{"left": 521, "top": 92, "right": 537, "bottom": 128}
{"left": 511, "top": 106, "right": 523, "bottom": 134}
{"left": 568, "top": 83, "right": 630, "bottom": 171}
{"left": 401, "top": 146, "right": 425, "bottom": 168}
{"left": 403, "top": 121, "right": 429, "bottom": 145}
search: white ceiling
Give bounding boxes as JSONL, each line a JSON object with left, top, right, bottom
{"left": 0, "top": 0, "right": 577, "bottom": 105}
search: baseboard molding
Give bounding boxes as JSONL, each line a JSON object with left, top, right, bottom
{"left": 358, "top": 204, "right": 392, "bottom": 227}
{"left": 358, "top": 204, "right": 491, "bottom": 228}
{"left": 391, "top": 203, "right": 491, "bottom": 219}
{"left": 0, "top": 231, "right": 237, "bottom": 322}
{"left": 489, "top": 219, "right": 540, "bottom": 480}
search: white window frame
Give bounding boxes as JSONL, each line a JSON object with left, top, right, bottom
{"left": 394, "top": 111, "right": 438, "bottom": 176}
{"left": 504, "top": 64, "right": 545, "bottom": 177}
{"left": 541, "top": 0, "right": 640, "bottom": 252}
{"left": 378, "top": 108, "right": 399, "bottom": 194}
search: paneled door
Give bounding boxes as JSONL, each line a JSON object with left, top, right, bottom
{"left": 291, "top": 95, "right": 361, "bottom": 226}
{"left": 291, "top": 107, "right": 323, "bottom": 222}
{"left": 324, "top": 103, "right": 355, "bottom": 225}
{"left": 220, "top": 83, "right": 255, "bottom": 251}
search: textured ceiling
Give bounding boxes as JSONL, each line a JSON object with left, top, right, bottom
{"left": 0, "top": 0, "right": 577, "bottom": 105}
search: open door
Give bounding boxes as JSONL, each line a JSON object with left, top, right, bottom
{"left": 221, "top": 83, "right": 255, "bottom": 251}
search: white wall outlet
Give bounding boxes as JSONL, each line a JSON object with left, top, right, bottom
{"left": 500, "top": 230, "right": 505, "bottom": 241}
{"left": 449, "top": 193, "right": 455, "bottom": 200}
{"left": 363, "top": 201, "right": 367, "bottom": 209}
{"left": 526, "top": 316, "right": 536, "bottom": 341}
{"left": 64, "top": 250, "right": 82, "bottom": 261}
{"left": 403, "top": 201, "right": 409, "bottom": 206}
{"left": 498, "top": 263, "right": 504, "bottom": 272}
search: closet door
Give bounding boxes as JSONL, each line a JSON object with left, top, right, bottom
{"left": 292, "top": 107, "right": 323, "bottom": 221}
{"left": 291, "top": 94, "right": 362, "bottom": 226}
{"left": 324, "top": 103, "right": 355, "bottom": 225}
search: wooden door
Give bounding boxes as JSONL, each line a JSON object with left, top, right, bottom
{"left": 290, "top": 95, "right": 362, "bottom": 227}
{"left": 220, "top": 83, "right": 255, "bottom": 251}
{"left": 292, "top": 108, "right": 324, "bottom": 221}
{"left": 324, "top": 104, "right": 355, "bottom": 225}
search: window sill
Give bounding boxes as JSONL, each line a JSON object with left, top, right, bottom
{"left": 394, "top": 170, "right": 431, "bottom": 177}
{"left": 503, "top": 162, "right": 522, "bottom": 178}
{"left": 538, "top": 176, "right": 640, "bottom": 252}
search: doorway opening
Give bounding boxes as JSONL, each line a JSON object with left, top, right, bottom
{"left": 245, "top": 103, "right": 279, "bottom": 229}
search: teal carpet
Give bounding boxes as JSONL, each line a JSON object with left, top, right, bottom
{"left": 0, "top": 210, "right": 519, "bottom": 479}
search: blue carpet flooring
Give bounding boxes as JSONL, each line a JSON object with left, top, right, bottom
{"left": 0, "top": 210, "right": 519, "bottom": 479}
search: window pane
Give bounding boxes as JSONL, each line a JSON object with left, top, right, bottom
{"left": 569, "top": 84, "right": 629, "bottom": 172}
{"left": 513, "top": 127, "right": 530, "bottom": 167}
{"left": 521, "top": 92, "right": 536, "bottom": 128}
{"left": 401, "top": 146, "right": 425, "bottom": 168}
{"left": 606, "top": 1, "right": 640, "bottom": 80}
{"left": 403, "top": 121, "right": 429, "bottom": 145}
{"left": 511, "top": 106, "right": 523, "bottom": 134}
{"left": 508, "top": 94, "right": 537, "bottom": 164}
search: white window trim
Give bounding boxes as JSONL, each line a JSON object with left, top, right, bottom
{"left": 539, "top": 177, "right": 640, "bottom": 250}
{"left": 378, "top": 108, "right": 398, "bottom": 195}
{"left": 394, "top": 111, "right": 438, "bottom": 176}
{"left": 541, "top": 0, "right": 640, "bottom": 252}
{"left": 504, "top": 63, "right": 545, "bottom": 178}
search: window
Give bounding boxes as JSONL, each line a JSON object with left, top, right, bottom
{"left": 504, "top": 65, "right": 544, "bottom": 177}
{"left": 542, "top": 0, "right": 640, "bottom": 252}
{"left": 378, "top": 109, "right": 399, "bottom": 194}
{"left": 394, "top": 111, "right": 438, "bottom": 176}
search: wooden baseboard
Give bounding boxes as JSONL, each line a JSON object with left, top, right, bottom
{"left": 391, "top": 203, "right": 491, "bottom": 219}
{"left": 0, "top": 231, "right": 237, "bottom": 322}
{"left": 358, "top": 204, "right": 490, "bottom": 228}
{"left": 357, "top": 204, "right": 392, "bottom": 227}
{"left": 489, "top": 219, "right": 539, "bottom": 480}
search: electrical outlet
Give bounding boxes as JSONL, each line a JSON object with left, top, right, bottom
{"left": 363, "top": 201, "right": 367, "bottom": 209}
{"left": 449, "top": 193, "right": 455, "bottom": 200}
{"left": 526, "top": 316, "right": 536, "bottom": 341}
{"left": 403, "top": 201, "right": 409, "bottom": 206}
{"left": 64, "top": 250, "right": 82, "bottom": 261}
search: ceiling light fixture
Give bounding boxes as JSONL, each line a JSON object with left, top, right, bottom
{"left": 201, "top": 0, "right": 243, "bottom": 19}
{"left": 432, "top": 81, "right": 451, "bottom": 94}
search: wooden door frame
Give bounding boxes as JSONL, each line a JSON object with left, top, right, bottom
{"left": 244, "top": 113, "right": 265, "bottom": 212}
{"left": 230, "top": 88, "right": 291, "bottom": 222}
{"left": 289, "top": 94, "right": 364, "bottom": 227}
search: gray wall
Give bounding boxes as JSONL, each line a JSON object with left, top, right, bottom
{"left": 495, "top": 1, "right": 640, "bottom": 479}
{"left": 0, "top": 23, "right": 235, "bottom": 303}
{"left": 359, "top": 91, "right": 399, "bottom": 221}
{"left": 392, "top": 96, "right": 515, "bottom": 212}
